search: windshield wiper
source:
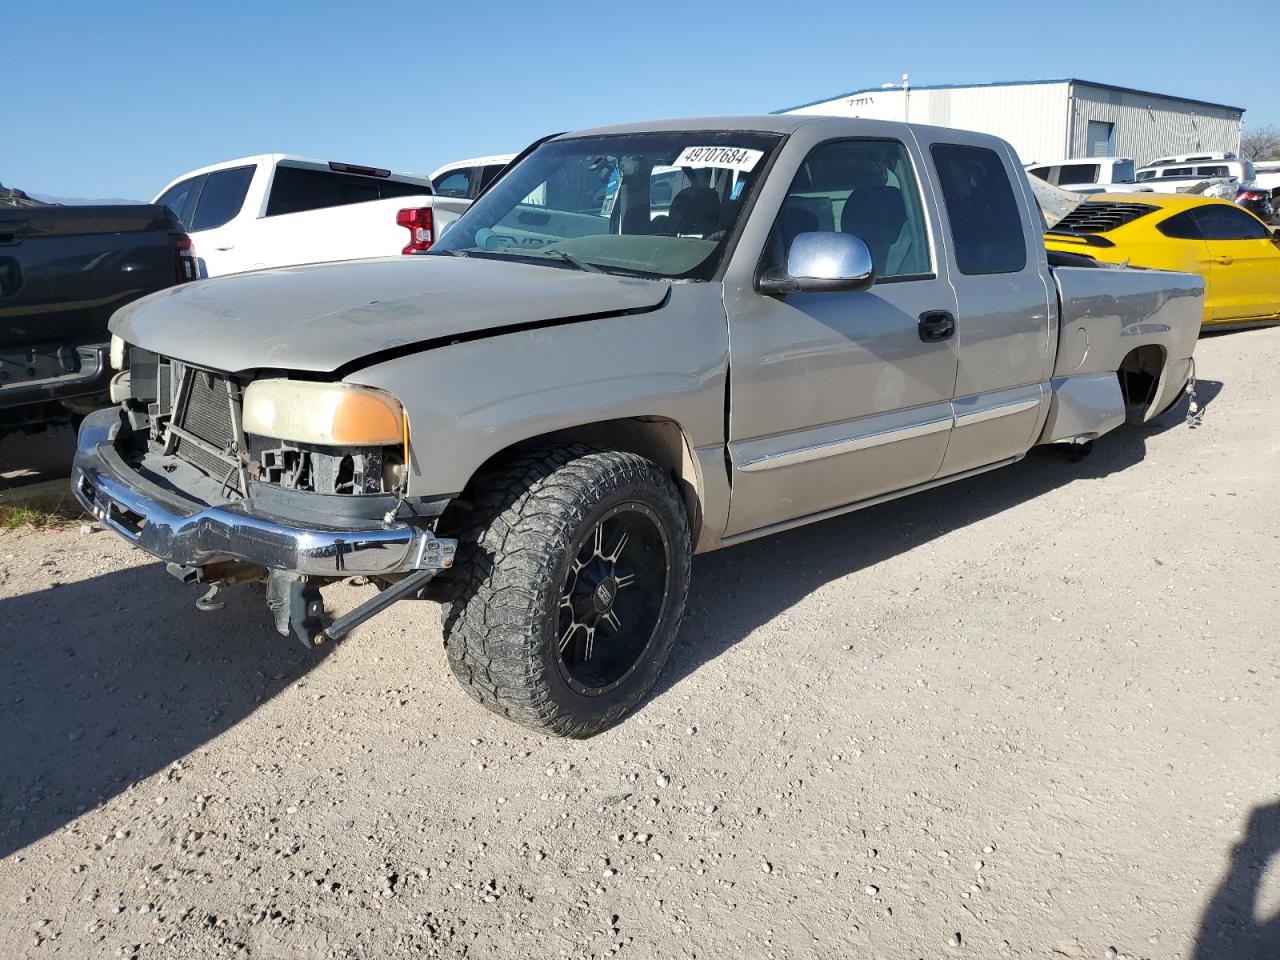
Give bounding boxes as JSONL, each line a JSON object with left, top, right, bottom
{"left": 540, "top": 249, "right": 604, "bottom": 273}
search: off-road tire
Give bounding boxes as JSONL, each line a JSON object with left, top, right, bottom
{"left": 440, "top": 445, "right": 692, "bottom": 737}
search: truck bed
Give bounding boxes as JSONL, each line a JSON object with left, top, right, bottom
{"left": 1041, "top": 264, "right": 1203, "bottom": 443}
{"left": 0, "top": 205, "right": 187, "bottom": 427}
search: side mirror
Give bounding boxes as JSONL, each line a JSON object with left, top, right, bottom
{"left": 758, "top": 231, "right": 875, "bottom": 295}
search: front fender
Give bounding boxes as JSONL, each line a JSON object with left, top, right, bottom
{"left": 344, "top": 283, "right": 730, "bottom": 501}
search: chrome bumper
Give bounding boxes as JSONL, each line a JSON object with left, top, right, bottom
{"left": 71, "top": 411, "right": 454, "bottom": 577}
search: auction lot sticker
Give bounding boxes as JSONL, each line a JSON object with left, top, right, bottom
{"left": 672, "top": 146, "right": 763, "bottom": 172}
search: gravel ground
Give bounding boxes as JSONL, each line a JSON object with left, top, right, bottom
{"left": 1, "top": 328, "right": 1277, "bottom": 960}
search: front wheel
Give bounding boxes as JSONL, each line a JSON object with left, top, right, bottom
{"left": 441, "top": 445, "right": 692, "bottom": 737}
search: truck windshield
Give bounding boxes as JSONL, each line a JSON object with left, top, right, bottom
{"left": 428, "top": 131, "right": 783, "bottom": 280}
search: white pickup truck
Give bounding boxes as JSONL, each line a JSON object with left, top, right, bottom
{"left": 153, "top": 155, "right": 471, "bottom": 278}
{"left": 1026, "top": 157, "right": 1137, "bottom": 194}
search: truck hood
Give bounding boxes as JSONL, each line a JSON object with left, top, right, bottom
{"left": 109, "top": 255, "right": 672, "bottom": 374}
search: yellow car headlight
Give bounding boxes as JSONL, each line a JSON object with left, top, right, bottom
{"left": 242, "top": 380, "right": 404, "bottom": 446}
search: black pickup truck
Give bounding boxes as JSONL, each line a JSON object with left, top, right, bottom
{"left": 0, "top": 205, "right": 195, "bottom": 436}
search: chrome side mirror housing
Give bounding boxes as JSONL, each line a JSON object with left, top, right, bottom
{"left": 758, "top": 231, "right": 876, "bottom": 295}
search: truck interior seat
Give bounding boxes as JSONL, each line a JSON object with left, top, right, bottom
{"left": 777, "top": 202, "right": 820, "bottom": 257}
{"left": 667, "top": 187, "right": 722, "bottom": 237}
{"left": 841, "top": 186, "right": 907, "bottom": 275}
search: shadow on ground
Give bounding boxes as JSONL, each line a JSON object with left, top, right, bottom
{"left": 0, "top": 383, "right": 1222, "bottom": 856}
{"left": 0, "top": 565, "right": 334, "bottom": 858}
{"left": 0, "top": 424, "right": 78, "bottom": 490}
{"left": 1194, "top": 801, "right": 1280, "bottom": 960}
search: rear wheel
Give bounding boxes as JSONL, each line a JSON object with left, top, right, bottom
{"left": 440, "top": 445, "right": 691, "bottom": 737}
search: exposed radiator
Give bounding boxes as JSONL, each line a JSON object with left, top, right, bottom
{"left": 170, "top": 366, "right": 243, "bottom": 493}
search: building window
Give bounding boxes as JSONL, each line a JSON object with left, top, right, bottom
{"left": 1086, "top": 121, "right": 1116, "bottom": 158}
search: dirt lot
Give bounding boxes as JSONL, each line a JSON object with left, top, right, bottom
{"left": 1, "top": 328, "right": 1277, "bottom": 960}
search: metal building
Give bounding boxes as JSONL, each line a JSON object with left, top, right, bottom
{"left": 777, "top": 78, "right": 1244, "bottom": 166}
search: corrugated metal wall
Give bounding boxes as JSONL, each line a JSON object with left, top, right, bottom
{"left": 786, "top": 81, "right": 1244, "bottom": 166}
{"left": 787, "top": 83, "right": 1071, "bottom": 161}
{"left": 1069, "top": 84, "right": 1242, "bottom": 165}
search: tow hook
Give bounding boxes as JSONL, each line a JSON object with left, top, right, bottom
{"left": 196, "top": 584, "right": 226, "bottom": 612}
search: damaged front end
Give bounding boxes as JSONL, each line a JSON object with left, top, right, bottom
{"left": 73, "top": 348, "right": 456, "bottom": 647}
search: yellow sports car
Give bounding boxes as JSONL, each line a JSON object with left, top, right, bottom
{"left": 1044, "top": 193, "right": 1280, "bottom": 328}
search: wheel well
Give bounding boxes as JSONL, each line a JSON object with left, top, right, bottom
{"left": 449, "top": 418, "right": 705, "bottom": 544}
{"left": 1117, "top": 344, "right": 1166, "bottom": 424}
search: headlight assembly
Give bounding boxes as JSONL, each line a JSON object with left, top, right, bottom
{"left": 242, "top": 380, "right": 404, "bottom": 446}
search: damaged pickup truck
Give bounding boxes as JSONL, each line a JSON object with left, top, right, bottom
{"left": 76, "top": 116, "right": 1203, "bottom": 736}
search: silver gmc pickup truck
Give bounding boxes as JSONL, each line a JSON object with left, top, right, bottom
{"left": 76, "top": 116, "right": 1203, "bottom": 737}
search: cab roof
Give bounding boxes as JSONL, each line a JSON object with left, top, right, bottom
{"left": 560, "top": 114, "right": 976, "bottom": 141}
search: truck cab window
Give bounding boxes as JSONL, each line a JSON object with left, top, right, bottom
{"left": 191, "top": 165, "right": 254, "bottom": 232}
{"left": 433, "top": 169, "right": 473, "bottom": 198}
{"left": 265, "top": 167, "right": 427, "bottom": 217}
{"left": 1057, "top": 163, "right": 1099, "bottom": 184}
{"left": 477, "top": 165, "right": 507, "bottom": 193}
{"left": 931, "top": 143, "right": 1027, "bottom": 275}
{"left": 155, "top": 175, "right": 203, "bottom": 231}
{"left": 430, "top": 131, "right": 781, "bottom": 281}
{"left": 765, "top": 139, "right": 931, "bottom": 280}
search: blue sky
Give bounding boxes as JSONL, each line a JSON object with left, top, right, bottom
{"left": 5, "top": 0, "right": 1274, "bottom": 200}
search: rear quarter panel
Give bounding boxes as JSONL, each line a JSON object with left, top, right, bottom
{"left": 1052, "top": 266, "right": 1202, "bottom": 379}
{"left": 1041, "top": 265, "right": 1202, "bottom": 441}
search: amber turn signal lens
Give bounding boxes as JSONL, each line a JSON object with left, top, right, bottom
{"left": 332, "top": 390, "right": 403, "bottom": 445}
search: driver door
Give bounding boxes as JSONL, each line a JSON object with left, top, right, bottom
{"left": 721, "top": 137, "right": 959, "bottom": 538}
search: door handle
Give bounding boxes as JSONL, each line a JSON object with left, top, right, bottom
{"left": 1215, "top": 255, "right": 1233, "bottom": 265}
{"left": 918, "top": 310, "right": 955, "bottom": 343}
{"left": 215, "top": 244, "right": 236, "bottom": 252}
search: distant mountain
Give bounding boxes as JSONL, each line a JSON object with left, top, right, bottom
{"left": 31, "top": 193, "right": 147, "bottom": 206}
{"left": 0, "top": 179, "right": 45, "bottom": 207}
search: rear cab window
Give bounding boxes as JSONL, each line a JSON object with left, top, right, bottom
{"left": 190, "top": 165, "right": 254, "bottom": 231}
{"left": 1057, "top": 163, "right": 1099, "bottom": 184}
{"left": 266, "top": 166, "right": 428, "bottom": 217}
{"left": 930, "top": 143, "right": 1027, "bottom": 275}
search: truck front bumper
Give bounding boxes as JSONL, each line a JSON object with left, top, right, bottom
{"left": 71, "top": 408, "right": 455, "bottom": 578}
